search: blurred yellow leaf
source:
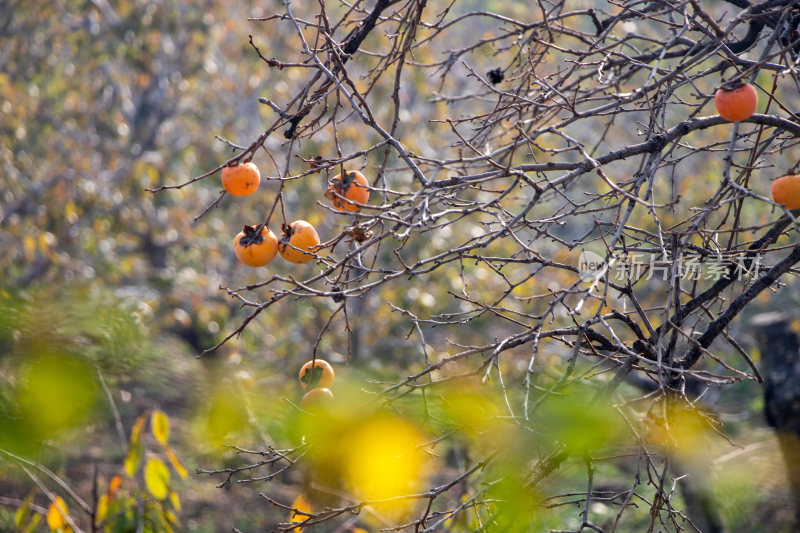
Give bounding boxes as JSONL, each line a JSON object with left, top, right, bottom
{"left": 14, "top": 491, "right": 34, "bottom": 529}
{"left": 646, "top": 401, "right": 714, "bottom": 462}
{"left": 96, "top": 494, "right": 109, "bottom": 523}
{"left": 130, "top": 413, "right": 148, "bottom": 445}
{"left": 38, "top": 232, "right": 53, "bottom": 254}
{"left": 124, "top": 439, "right": 144, "bottom": 478}
{"left": 124, "top": 413, "right": 149, "bottom": 477}
{"left": 289, "top": 493, "right": 312, "bottom": 529}
{"left": 144, "top": 457, "right": 170, "bottom": 500}
{"left": 22, "top": 513, "right": 41, "bottom": 533}
{"left": 46, "top": 496, "right": 68, "bottom": 530}
{"left": 164, "top": 445, "right": 188, "bottom": 479}
{"left": 169, "top": 491, "right": 182, "bottom": 512}
{"left": 23, "top": 234, "right": 35, "bottom": 261}
{"left": 64, "top": 200, "right": 78, "bottom": 222}
{"left": 151, "top": 410, "right": 170, "bottom": 444}
{"left": 339, "top": 415, "right": 427, "bottom": 503}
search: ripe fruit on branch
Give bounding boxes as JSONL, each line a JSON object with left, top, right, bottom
{"left": 771, "top": 174, "right": 800, "bottom": 210}
{"left": 325, "top": 170, "right": 370, "bottom": 212}
{"left": 299, "top": 359, "right": 335, "bottom": 390}
{"left": 279, "top": 220, "right": 321, "bottom": 264}
{"left": 300, "top": 387, "right": 334, "bottom": 411}
{"left": 714, "top": 81, "right": 758, "bottom": 122}
{"left": 222, "top": 162, "right": 261, "bottom": 196}
{"left": 233, "top": 224, "right": 278, "bottom": 267}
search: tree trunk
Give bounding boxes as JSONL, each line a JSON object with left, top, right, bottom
{"left": 751, "top": 311, "right": 800, "bottom": 525}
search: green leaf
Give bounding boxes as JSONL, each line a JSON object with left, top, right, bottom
{"left": 151, "top": 410, "right": 169, "bottom": 445}
{"left": 144, "top": 457, "right": 170, "bottom": 500}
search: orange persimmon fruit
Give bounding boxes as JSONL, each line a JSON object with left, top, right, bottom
{"left": 714, "top": 81, "right": 758, "bottom": 122}
{"left": 299, "top": 359, "right": 335, "bottom": 390}
{"left": 771, "top": 174, "right": 800, "bottom": 210}
{"left": 279, "top": 220, "right": 321, "bottom": 264}
{"left": 222, "top": 162, "right": 261, "bottom": 196}
{"left": 300, "top": 387, "right": 334, "bottom": 410}
{"left": 233, "top": 224, "right": 278, "bottom": 267}
{"left": 325, "top": 170, "right": 370, "bottom": 212}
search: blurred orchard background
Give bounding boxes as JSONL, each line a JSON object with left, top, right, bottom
{"left": 2, "top": 0, "right": 800, "bottom": 531}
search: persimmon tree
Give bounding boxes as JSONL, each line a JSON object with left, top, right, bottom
{"left": 162, "top": 0, "right": 800, "bottom": 530}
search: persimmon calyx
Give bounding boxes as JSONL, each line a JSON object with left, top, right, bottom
{"left": 719, "top": 79, "right": 747, "bottom": 91}
{"left": 341, "top": 171, "right": 358, "bottom": 190}
{"left": 239, "top": 225, "right": 266, "bottom": 247}
{"left": 300, "top": 366, "right": 324, "bottom": 387}
{"left": 325, "top": 172, "right": 358, "bottom": 200}
{"left": 225, "top": 157, "right": 252, "bottom": 168}
{"left": 279, "top": 223, "right": 294, "bottom": 245}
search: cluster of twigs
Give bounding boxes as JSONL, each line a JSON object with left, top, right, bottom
{"left": 166, "top": 0, "right": 800, "bottom": 530}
